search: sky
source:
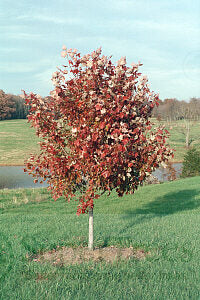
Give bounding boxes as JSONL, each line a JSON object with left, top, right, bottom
{"left": 0, "top": 0, "right": 200, "bottom": 101}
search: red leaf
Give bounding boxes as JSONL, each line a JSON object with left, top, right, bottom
{"left": 95, "top": 104, "right": 101, "bottom": 111}
{"left": 100, "top": 122, "right": 106, "bottom": 129}
{"left": 92, "top": 133, "right": 98, "bottom": 141}
{"left": 118, "top": 144, "right": 125, "bottom": 152}
{"left": 122, "top": 138, "right": 129, "bottom": 145}
{"left": 156, "top": 135, "right": 162, "bottom": 142}
{"left": 102, "top": 170, "right": 110, "bottom": 178}
{"left": 74, "top": 139, "right": 80, "bottom": 146}
{"left": 101, "top": 151, "right": 107, "bottom": 158}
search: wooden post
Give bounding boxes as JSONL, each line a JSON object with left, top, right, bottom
{"left": 88, "top": 207, "right": 94, "bottom": 250}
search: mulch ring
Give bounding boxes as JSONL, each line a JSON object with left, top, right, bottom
{"left": 31, "top": 246, "right": 150, "bottom": 266}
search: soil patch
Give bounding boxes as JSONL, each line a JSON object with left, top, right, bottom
{"left": 32, "top": 246, "right": 150, "bottom": 266}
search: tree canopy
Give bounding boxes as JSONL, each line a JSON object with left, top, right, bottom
{"left": 24, "top": 47, "right": 173, "bottom": 215}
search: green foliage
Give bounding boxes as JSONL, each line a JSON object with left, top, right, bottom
{"left": 181, "top": 147, "right": 200, "bottom": 178}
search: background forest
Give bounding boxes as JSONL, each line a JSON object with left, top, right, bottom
{"left": 1, "top": 89, "right": 199, "bottom": 122}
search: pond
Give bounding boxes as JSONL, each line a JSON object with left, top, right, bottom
{"left": 153, "top": 163, "right": 182, "bottom": 182}
{"left": 0, "top": 163, "right": 183, "bottom": 190}
{"left": 0, "top": 166, "right": 48, "bottom": 189}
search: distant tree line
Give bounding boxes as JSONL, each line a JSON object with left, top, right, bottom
{"left": 152, "top": 97, "right": 200, "bottom": 122}
{"left": 0, "top": 89, "right": 200, "bottom": 122}
{"left": 0, "top": 90, "right": 29, "bottom": 120}
{"left": 152, "top": 97, "right": 200, "bottom": 148}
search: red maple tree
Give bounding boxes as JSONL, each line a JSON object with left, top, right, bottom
{"left": 23, "top": 47, "right": 173, "bottom": 249}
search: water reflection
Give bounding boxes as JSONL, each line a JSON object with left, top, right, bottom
{"left": 0, "top": 163, "right": 182, "bottom": 190}
{"left": 0, "top": 166, "right": 48, "bottom": 189}
{"left": 153, "top": 163, "right": 182, "bottom": 182}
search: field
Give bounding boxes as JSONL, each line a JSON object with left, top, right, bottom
{"left": 0, "top": 176, "right": 200, "bottom": 299}
{"left": 153, "top": 119, "right": 200, "bottom": 162}
{"left": 0, "top": 119, "right": 200, "bottom": 165}
{"left": 0, "top": 119, "right": 40, "bottom": 165}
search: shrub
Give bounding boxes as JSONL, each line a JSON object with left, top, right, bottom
{"left": 181, "top": 147, "right": 200, "bottom": 178}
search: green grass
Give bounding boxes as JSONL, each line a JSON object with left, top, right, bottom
{"left": 0, "top": 177, "right": 200, "bottom": 299}
{"left": 0, "top": 119, "right": 39, "bottom": 165}
{"left": 1, "top": 119, "right": 200, "bottom": 165}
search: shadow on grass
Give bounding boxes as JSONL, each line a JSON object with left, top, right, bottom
{"left": 119, "top": 189, "right": 200, "bottom": 231}
{"left": 126, "top": 189, "right": 200, "bottom": 215}
{"left": 114, "top": 189, "right": 200, "bottom": 238}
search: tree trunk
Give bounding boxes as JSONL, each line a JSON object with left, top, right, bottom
{"left": 88, "top": 207, "right": 94, "bottom": 250}
{"left": 185, "top": 121, "right": 190, "bottom": 148}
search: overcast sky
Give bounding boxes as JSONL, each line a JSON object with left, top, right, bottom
{"left": 0, "top": 0, "right": 200, "bottom": 100}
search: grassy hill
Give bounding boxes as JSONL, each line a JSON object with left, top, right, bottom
{"left": 0, "top": 176, "right": 200, "bottom": 299}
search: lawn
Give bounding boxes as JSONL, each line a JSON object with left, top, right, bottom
{"left": 0, "top": 176, "right": 200, "bottom": 299}
{"left": 0, "top": 119, "right": 200, "bottom": 165}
